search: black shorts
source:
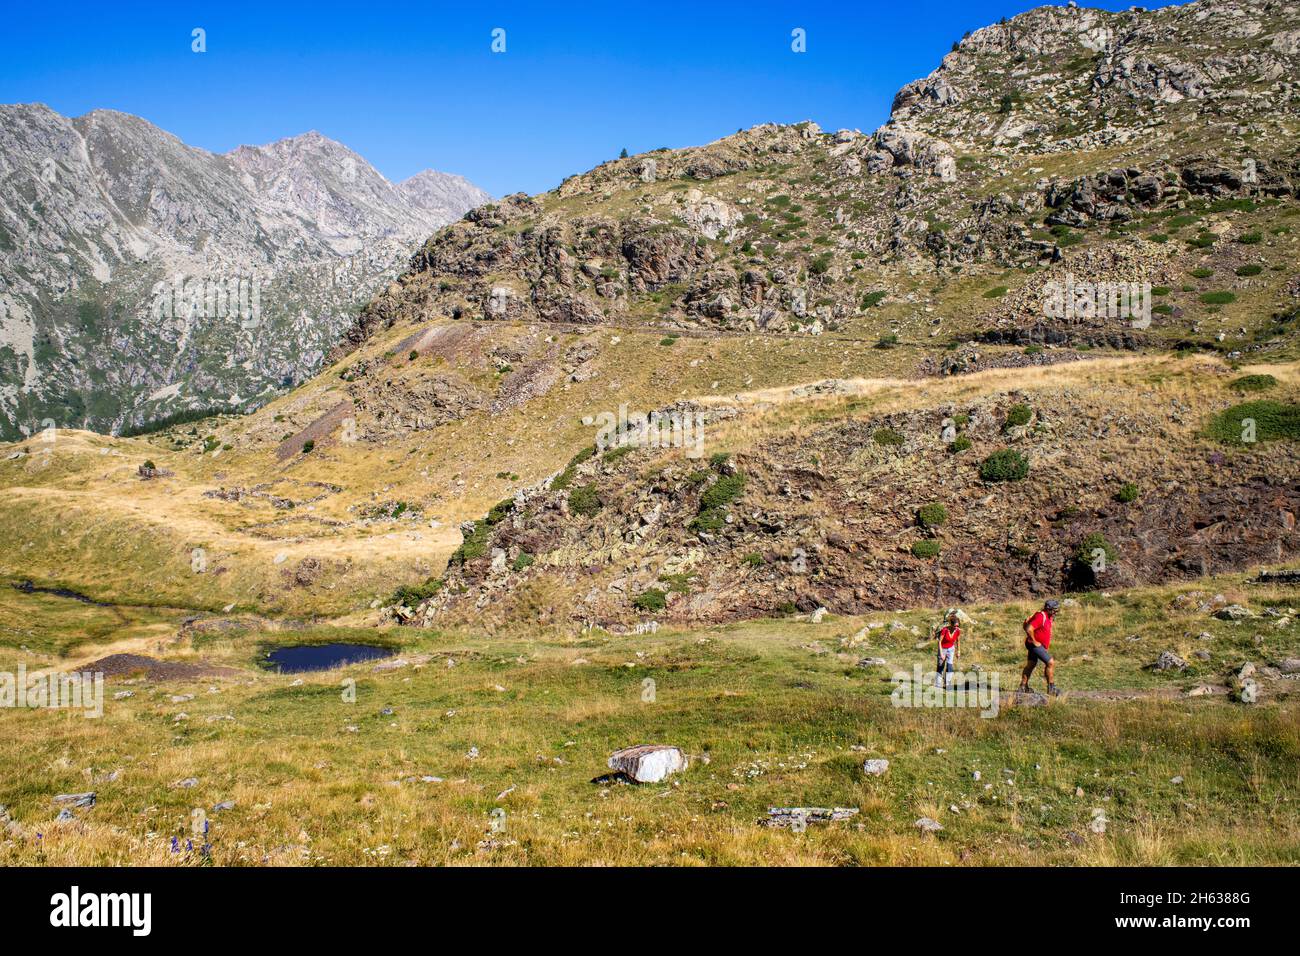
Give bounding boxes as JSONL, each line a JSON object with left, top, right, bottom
{"left": 1025, "top": 643, "right": 1052, "bottom": 669}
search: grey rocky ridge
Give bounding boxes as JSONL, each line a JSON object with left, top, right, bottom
{"left": 0, "top": 106, "right": 490, "bottom": 439}
{"left": 340, "top": 0, "right": 1300, "bottom": 357}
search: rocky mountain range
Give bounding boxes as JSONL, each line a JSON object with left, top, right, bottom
{"left": 0, "top": 105, "right": 490, "bottom": 439}
{"left": 341, "top": 0, "right": 1298, "bottom": 362}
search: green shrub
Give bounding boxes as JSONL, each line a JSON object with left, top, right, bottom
{"left": 486, "top": 497, "right": 516, "bottom": 525}
{"left": 1235, "top": 264, "right": 1263, "bottom": 277}
{"left": 874, "top": 333, "right": 899, "bottom": 349}
{"left": 741, "top": 551, "right": 765, "bottom": 568}
{"left": 873, "top": 427, "right": 904, "bottom": 446}
{"left": 1229, "top": 374, "right": 1277, "bottom": 392}
{"left": 1003, "top": 403, "right": 1032, "bottom": 430}
{"left": 632, "top": 588, "right": 667, "bottom": 612}
{"left": 511, "top": 552, "right": 534, "bottom": 572}
{"left": 658, "top": 573, "right": 694, "bottom": 594}
{"left": 861, "top": 290, "right": 887, "bottom": 309}
{"left": 1151, "top": 286, "right": 1171, "bottom": 296}
{"left": 1236, "top": 232, "right": 1262, "bottom": 245}
{"left": 1190, "top": 267, "right": 1213, "bottom": 279}
{"left": 916, "top": 503, "right": 948, "bottom": 528}
{"left": 1116, "top": 482, "right": 1140, "bottom": 503}
{"left": 301, "top": 439, "right": 315, "bottom": 454}
{"left": 551, "top": 445, "right": 596, "bottom": 492}
{"left": 569, "top": 483, "right": 603, "bottom": 517}
{"left": 911, "top": 540, "right": 942, "bottom": 559}
{"left": 979, "top": 449, "right": 1029, "bottom": 482}
{"left": 409, "top": 350, "right": 419, "bottom": 361}
{"left": 659, "top": 336, "right": 679, "bottom": 347}
{"left": 949, "top": 434, "right": 973, "bottom": 454}
{"left": 1204, "top": 400, "right": 1300, "bottom": 445}
{"left": 700, "top": 472, "right": 746, "bottom": 512}
{"left": 1187, "top": 233, "right": 1215, "bottom": 249}
{"left": 1074, "top": 532, "right": 1117, "bottom": 567}
{"left": 983, "top": 286, "right": 1008, "bottom": 299}
{"left": 390, "top": 577, "right": 444, "bottom": 608}
{"left": 449, "top": 521, "right": 490, "bottom": 565}
{"left": 708, "top": 451, "right": 731, "bottom": 470}
{"left": 1199, "top": 291, "right": 1236, "bottom": 305}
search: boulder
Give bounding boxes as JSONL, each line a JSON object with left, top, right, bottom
{"left": 915, "top": 817, "right": 944, "bottom": 833}
{"left": 1238, "top": 678, "right": 1259, "bottom": 705}
{"left": 1148, "top": 650, "right": 1188, "bottom": 671}
{"left": 1215, "top": 604, "right": 1253, "bottom": 621}
{"left": 607, "top": 744, "right": 688, "bottom": 783}
{"left": 862, "top": 759, "right": 890, "bottom": 776}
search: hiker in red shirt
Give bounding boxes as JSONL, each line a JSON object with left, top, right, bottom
{"left": 1021, "top": 599, "right": 1061, "bottom": 696}
{"left": 934, "top": 610, "right": 962, "bottom": 689}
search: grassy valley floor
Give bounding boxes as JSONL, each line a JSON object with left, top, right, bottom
{"left": 1, "top": 573, "right": 1296, "bottom": 866}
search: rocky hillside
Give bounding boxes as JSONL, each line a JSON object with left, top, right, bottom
{"left": 339, "top": 0, "right": 1297, "bottom": 365}
{"left": 398, "top": 358, "right": 1300, "bottom": 628}
{"left": 0, "top": 105, "right": 490, "bottom": 439}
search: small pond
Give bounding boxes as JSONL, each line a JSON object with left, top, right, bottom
{"left": 265, "top": 643, "right": 395, "bottom": 673}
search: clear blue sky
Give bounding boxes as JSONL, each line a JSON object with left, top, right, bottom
{"left": 0, "top": 1, "right": 1182, "bottom": 197}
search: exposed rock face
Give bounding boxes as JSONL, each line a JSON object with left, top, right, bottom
{"left": 0, "top": 105, "right": 490, "bottom": 439}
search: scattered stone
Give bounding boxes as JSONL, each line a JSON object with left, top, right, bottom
{"left": 862, "top": 759, "right": 890, "bottom": 776}
{"left": 915, "top": 817, "right": 944, "bottom": 834}
{"left": 762, "top": 807, "right": 859, "bottom": 828}
{"left": 1148, "top": 650, "right": 1187, "bottom": 671}
{"left": 1171, "top": 776, "right": 1184, "bottom": 785}
{"left": 212, "top": 801, "right": 236, "bottom": 812}
{"left": 172, "top": 777, "right": 199, "bottom": 789}
{"left": 1275, "top": 658, "right": 1300, "bottom": 675}
{"left": 857, "top": 657, "right": 889, "bottom": 668}
{"left": 53, "top": 792, "right": 95, "bottom": 808}
{"left": 1088, "top": 808, "right": 1108, "bottom": 834}
{"left": 606, "top": 744, "right": 687, "bottom": 783}
{"left": 810, "top": 607, "right": 827, "bottom": 624}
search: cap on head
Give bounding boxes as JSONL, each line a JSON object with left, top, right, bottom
{"left": 1044, "top": 599, "right": 1061, "bottom": 612}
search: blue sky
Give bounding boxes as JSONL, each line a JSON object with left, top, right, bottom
{"left": 0, "top": 1, "right": 1183, "bottom": 197}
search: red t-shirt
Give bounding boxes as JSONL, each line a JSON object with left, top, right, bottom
{"left": 938, "top": 625, "right": 961, "bottom": 649}
{"left": 1026, "top": 611, "right": 1053, "bottom": 648}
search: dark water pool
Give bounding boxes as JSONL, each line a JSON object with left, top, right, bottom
{"left": 265, "top": 643, "right": 395, "bottom": 673}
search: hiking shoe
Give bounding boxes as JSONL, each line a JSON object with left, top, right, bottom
{"left": 1048, "top": 684, "right": 1061, "bottom": 697}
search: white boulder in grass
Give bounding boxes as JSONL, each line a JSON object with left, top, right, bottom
{"left": 608, "top": 745, "right": 688, "bottom": 783}
{"left": 862, "top": 759, "right": 890, "bottom": 776}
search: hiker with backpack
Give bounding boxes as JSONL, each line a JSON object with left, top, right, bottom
{"left": 934, "top": 609, "right": 962, "bottom": 689}
{"left": 1021, "top": 599, "right": 1061, "bottom": 696}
